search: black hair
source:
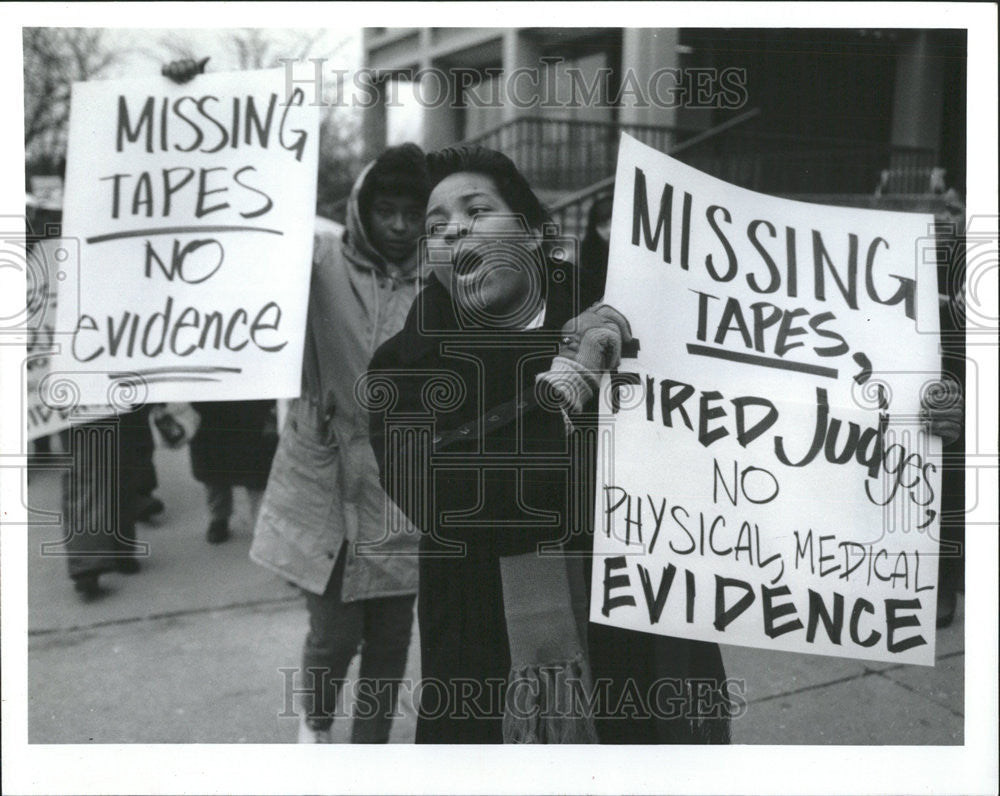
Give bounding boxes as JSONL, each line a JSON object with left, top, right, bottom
{"left": 426, "top": 146, "right": 549, "bottom": 230}
{"left": 357, "top": 143, "right": 430, "bottom": 235}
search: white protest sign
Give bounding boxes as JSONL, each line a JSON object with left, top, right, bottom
{"left": 591, "top": 134, "right": 944, "bottom": 666}
{"left": 53, "top": 68, "right": 318, "bottom": 404}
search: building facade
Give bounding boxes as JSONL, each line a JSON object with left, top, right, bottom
{"left": 361, "top": 27, "right": 966, "bottom": 199}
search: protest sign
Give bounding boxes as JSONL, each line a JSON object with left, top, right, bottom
{"left": 590, "top": 134, "right": 944, "bottom": 666}
{"left": 53, "top": 68, "right": 319, "bottom": 404}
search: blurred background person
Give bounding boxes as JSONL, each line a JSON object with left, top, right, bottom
{"left": 188, "top": 400, "right": 278, "bottom": 544}
{"left": 62, "top": 408, "right": 148, "bottom": 598}
{"left": 26, "top": 195, "right": 157, "bottom": 597}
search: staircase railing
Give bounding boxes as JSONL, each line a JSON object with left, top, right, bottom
{"left": 546, "top": 109, "right": 938, "bottom": 238}
{"left": 460, "top": 111, "right": 936, "bottom": 197}
{"left": 461, "top": 115, "right": 696, "bottom": 191}
{"left": 323, "top": 115, "right": 705, "bottom": 222}
{"left": 548, "top": 109, "right": 762, "bottom": 238}
{"left": 678, "top": 128, "right": 936, "bottom": 196}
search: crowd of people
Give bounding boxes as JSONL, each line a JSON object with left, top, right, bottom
{"left": 33, "top": 56, "right": 965, "bottom": 745}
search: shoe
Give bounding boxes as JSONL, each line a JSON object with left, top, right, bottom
{"left": 206, "top": 518, "right": 230, "bottom": 544}
{"left": 298, "top": 716, "right": 333, "bottom": 744}
{"left": 116, "top": 557, "right": 142, "bottom": 575}
{"left": 73, "top": 573, "right": 103, "bottom": 599}
{"left": 137, "top": 495, "right": 165, "bottom": 523}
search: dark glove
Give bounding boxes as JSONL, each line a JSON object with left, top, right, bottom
{"left": 162, "top": 57, "right": 210, "bottom": 84}
{"left": 151, "top": 403, "right": 198, "bottom": 448}
{"left": 536, "top": 303, "right": 632, "bottom": 412}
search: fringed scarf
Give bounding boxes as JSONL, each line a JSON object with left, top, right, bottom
{"left": 500, "top": 553, "right": 600, "bottom": 744}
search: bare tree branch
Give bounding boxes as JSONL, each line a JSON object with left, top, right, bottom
{"left": 23, "top": 28, "right": 123, "bottom": 163}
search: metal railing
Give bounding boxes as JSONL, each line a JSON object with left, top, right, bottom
{"left": 319, "top": 113, "right": 937, "bottom": 229}
{"left": 548, "top": 110, "right": 761, "bottom": 238}
{"left": 677, "top": 128, "right": 936, "bottom": 196}
{"left": 546, "top": 111, "right": 937, "bottom": 238}
{"left": 464, "top": 112, "right": 936, "bottom": 198}
{"left": 462, "top": 115, "right": 692, "bottom": 192}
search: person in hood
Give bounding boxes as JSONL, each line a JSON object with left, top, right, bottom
{"left": 162, "top": 54, "right": 426, "bottom": 745}
{"left": 251, "top": 143, "right": 430, "bottom": 743}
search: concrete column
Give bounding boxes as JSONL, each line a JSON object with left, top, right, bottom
{"left": 361, "top": 77, "right": 388, "bottom": 163}
{"left": 890, "top": 31, "right": 944, "bottom": 156}
{"left": 619, "top": 28, "right": 682, "bottom": 134}
{"left": 501, "top": 29, "right": 542, "bottom": 122}
{"left": 417, "top": 29, "right": 463, "bottom": 150}
{"left": 419, "top": 66, "right": 463, "bottom": 150}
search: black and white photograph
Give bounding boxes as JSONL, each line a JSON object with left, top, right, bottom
{"left": 1, "top": 3, "right": 997, "bottom": 795}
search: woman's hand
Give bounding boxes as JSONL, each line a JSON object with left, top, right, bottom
{"left": 558, "top": 303, "right": 633, "bottom": 372}
{"left": 161, "top": 57, "right": 210, "bottom": 84}
{"left": 920, "top": 376, "right": 963, "bottom": 445}
{"left": 537, "top": 303, "right": 633, "bottom": 412}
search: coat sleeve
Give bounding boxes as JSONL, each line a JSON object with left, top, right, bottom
{"left": 367, "top": 326, "right": 578, "bottom": 556}
{"left": 366, "top": 340, "right": 432, "bottom": 531}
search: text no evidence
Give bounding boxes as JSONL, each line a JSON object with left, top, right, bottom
{"left": 71, "top": 296, "right": 287, "bottom": 361}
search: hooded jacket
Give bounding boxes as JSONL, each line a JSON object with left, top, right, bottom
{"left": 250, "top": 164, "right": 421, "bottom": 599}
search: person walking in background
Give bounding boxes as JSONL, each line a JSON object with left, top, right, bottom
{"left": 62, "top": 407, "right": 149, "bottom": 598}
{"left": 188, "top": 400, "right": 278, "bottom": 544}
{"left": 30, "top": 202, "right": 154, "bottom": 597}
{"left": 250, "top": 144, "right": 430, "bottom": 743}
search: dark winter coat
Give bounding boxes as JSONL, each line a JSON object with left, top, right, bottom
{"left": 189, "top": 400, "right": 277, "bottom": 491}
{"left": 369, "top": 272, "right": 731, "bottom": 744}
{"left": 63, "top": 406, "right": 151, "bottom": 579}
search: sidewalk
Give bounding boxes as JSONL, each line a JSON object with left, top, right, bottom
{"left": 27, "top": 446, "right": 964, "bottom": 744}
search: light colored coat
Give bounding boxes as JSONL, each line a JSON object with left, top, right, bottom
{"left": 250, "top": 166, "right": 421, "bottom": 599}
